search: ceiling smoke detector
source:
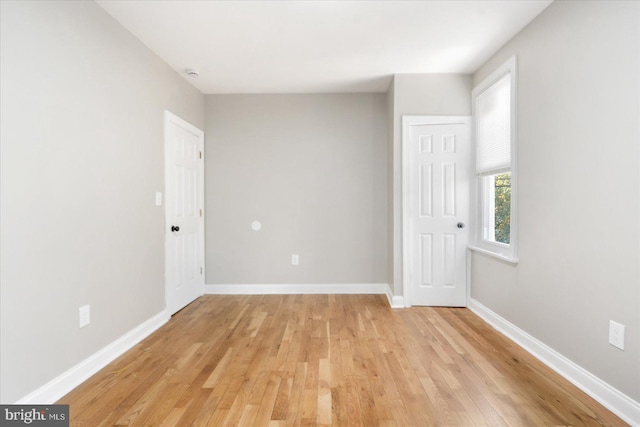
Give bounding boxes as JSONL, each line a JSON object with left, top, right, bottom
{"left": 186, "top": 69, "right": 199, "bottom": 78}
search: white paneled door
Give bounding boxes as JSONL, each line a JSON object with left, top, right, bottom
{"left": 403, "top": 116, "right": 471, "bottom": 307}
{"left": 165, "top": 111, "right": 204, "bottom": 315}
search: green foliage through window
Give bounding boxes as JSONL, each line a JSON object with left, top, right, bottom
{"left": 494, "top": 173, "right": 511, "bottom": 244}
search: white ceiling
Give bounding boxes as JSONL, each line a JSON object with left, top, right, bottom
{"left": 96, "top": 0, "right": 552, "bottom": 94}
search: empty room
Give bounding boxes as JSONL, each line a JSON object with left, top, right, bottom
{"left": 1, "top": 0, "right": 639, "bottom": 426}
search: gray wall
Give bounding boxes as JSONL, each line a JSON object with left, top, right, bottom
{"left": 0, "top": 1, "right": 204, "bottom": 403}
{"left": 386, "top": 79, "right": 396, "bottom": 288}
{"left": 388, "top": 74, "right": 472, "bottom": 295}
{"left": 471, "top": 0, "right": 639, "bottom": 400}
{"left": 204, "top": 94, "right": 387, "bottom": 285}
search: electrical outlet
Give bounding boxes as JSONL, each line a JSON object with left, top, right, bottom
{"left": 608, "top": 320, "right": 625, "bottom": 350}
{"left": 155, "top": 192, "right": 162, "bottom": 206}
{"left": 291, "top": 254, "right": 299, "bottom": 266}
{"left": 79, "top": 305, "right": 91, "bottom": 328}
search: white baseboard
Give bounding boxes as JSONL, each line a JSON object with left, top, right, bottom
{"left": 205, "top": 283, "right": 389, "bottom": 296}
{"left": 385, "top": 284, "right": 404, "bottom": 308}
{"left": 16, "top": 310, "right": 170, "bottom": 405}
{"left": 469, "top": 299, "right": 640, "bottom": 426}
{"left": 205, "top": 283, "right": 407, "bottom": 309}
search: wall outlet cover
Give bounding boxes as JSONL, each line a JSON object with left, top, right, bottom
{"left": 79, "top": 305, "right": 91, "bottom": 328}
{"left": 608, "top": 320, "right": 625, "bottom": 350}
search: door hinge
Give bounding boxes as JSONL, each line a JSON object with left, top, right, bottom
{"left": 200, "top": 267, "right": 203, "bottom": 275}
{"left": 199, "top": 151, "right": 202, "bottom": 159}
{"left": 199, "top": 209, "right": 203, "bottom": 217}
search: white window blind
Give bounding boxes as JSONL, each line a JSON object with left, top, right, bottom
{"left": 475, "top": 73, "right": 511, "bottom": 175}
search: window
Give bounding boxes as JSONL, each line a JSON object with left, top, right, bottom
{"left": 471, "top": 56, "right": 517, "bottom": 262}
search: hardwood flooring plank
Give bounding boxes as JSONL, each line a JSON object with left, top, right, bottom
{"left": 157, "top": 408, "right": 185, "bottom": 427}
{"left": 284, "top": 362, "right": 308, "bottom": 427}
{"left": 316, "top": 358, "right": 332, "bottom": 425}
{"left": 252, "top": 373, "right": 281, "bottom": 426}
{"left": 202, "top": 347, "right": 234, "bottom": 389}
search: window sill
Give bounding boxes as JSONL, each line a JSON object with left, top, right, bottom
{"left": 468, "top": 245, "right": 519, "bottom": 264}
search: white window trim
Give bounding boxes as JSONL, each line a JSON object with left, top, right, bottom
{"left": 469, "top": 56, "right": 518, "bottom": 263}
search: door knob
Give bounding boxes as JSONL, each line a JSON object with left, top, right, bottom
{"left": 171, "top": 225, "right": 180, "bottom": 232}
{"left": 457, "top": 222, "right": 465, "bottom": 229}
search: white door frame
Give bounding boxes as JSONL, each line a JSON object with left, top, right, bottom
{"left": 402, "top": 115, "right": 471, "bottom": 307}
{"left": 164, "top": 111, "right": 205, "bottom": 314}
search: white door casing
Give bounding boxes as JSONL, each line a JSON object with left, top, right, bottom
{"left": 402, "top": 116, "right": 471, "bottom": 307}
{"left": 165, "top": 111, "right": 205, "bottom": 315}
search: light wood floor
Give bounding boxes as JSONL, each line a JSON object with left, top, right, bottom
{"left": 59, "top": 295, "right": 627, "bottom": 426}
